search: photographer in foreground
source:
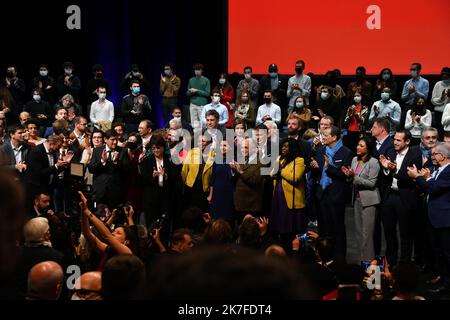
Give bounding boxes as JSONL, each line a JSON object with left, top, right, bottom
{"left": 78, "top": 191, "right": 137, "bottom": 270}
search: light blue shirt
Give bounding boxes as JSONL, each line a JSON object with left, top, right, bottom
{"left": 287, "top": 73, "right": 311, "bottom": 107}
{"left": 369, "top": 99, "right": 401, "bottom": 135}
{"left": 401, "top": 76, "right": 429, "bottom": 105}
{"left": 201, "top": 103, "right": 229, "bottom": 127}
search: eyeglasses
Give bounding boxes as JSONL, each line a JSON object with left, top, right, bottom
{"left": 432, "top": 152, "right": 443, "bottom": 157}
{"left": 423, "top": 136, "right": 437, "bottom": 140}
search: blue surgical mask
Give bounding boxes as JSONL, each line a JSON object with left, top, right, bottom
{"left": 219, "top": 79, "right": 226, "bottom": 85}
{"left": 98, "top": 93, "right": 106, "bottom": 100}
{"left": 33, "top": 95, "right": 41, "bottom": 102}
{"left": 442, "top": 79, "right": 450, "bottom": 85}
{"left": 381, "top": 92, "right": 390, "bottom": 101}
{"left": 382, "top": 73, "right": 390, "bottom": 81}
{"left": 411, "top": 70, "right": 418, "bottom": 78}
{"left": 194, "top": 70, "right": 202, "bottom": 76}
{"left": 320, "top": 92, "right": 329, "bottom": 100}
{"left": 132, "top": 87, "right": 140, "bottom": 95}
{"left": 295, "top": 102, "right": 304, "bottom": 109}
{"left": 64, "top": 68, "right": 72, "bottom": 76}
{"left": 39, "top": 70, "right": 48, "bottom": 77}
{"left": 269, "top": 72, "right": 278, "bottom": 78}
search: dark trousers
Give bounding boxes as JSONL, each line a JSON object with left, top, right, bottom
{"left": 343, "top": 131, "right": 361, "bottom": 154}
{"left": 434, "top": 227, "right": 450, "bottom": 287}
{"left": 317, "top": 191, "right": 347, "bottom": 262}
{"left": 434, "top": 111, "right": 444, "bottom": 140}
{"left": 381, "top": 191, "right": 414, "bottom": 266}
{"left": 162, "top": 97, "right": 179, "bottom": 123}
{"left": 53, "top": 179, "right": 74, "bottom": 214}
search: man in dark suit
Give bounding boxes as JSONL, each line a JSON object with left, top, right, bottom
{"left": 0, "top": 124, "right": 30, "bottom": 183}
{"left": 88, "top": 129, "right": 129, "bottom": 209}
{"left": 379, "top": 130, "right": 422, "bottom": 267}
{"left": 259, "top": 64, "right": 288, "bottom": 108}
{"left": 311, "top": 126, "right": 353, "bottom": 262}
{"left": 371, "top": 117, "right": 395, "bottom": 255}
{"left": 409, "top": 142, "right": 450, "bottom": 293}
{"left": 24, "top": 135, "right": 69, "bottom": 208}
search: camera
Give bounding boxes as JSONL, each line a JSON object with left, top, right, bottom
{"left": 114, "top": 202, "right": 132, "bottom": 225}
{"left": 297, "top": 232, "right": 309, "bottom": 245}
{"left": 361, "top": 255, "right": 385, "bottom": 273}
{"left": 149, "top": 214, "right": 167, "bottom": 236}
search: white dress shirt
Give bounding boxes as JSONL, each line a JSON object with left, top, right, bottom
{"left": 390, "top": 147, "right": 409, "bottom": 190}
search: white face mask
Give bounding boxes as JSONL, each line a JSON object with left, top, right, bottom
{"left": 320, "top": 92, "right": 329, "bottom": 100}
{"left": 212, "top": 96, "right": 220, "bottom": 104}
{"left": 381, "top": 92, "right": 390, "bottom": 101}
{"left": 244, "top": 73, "right": 251, "bottom": 80}
{"left": 194, "top": 70, "right": 202, "bottom": 76}
{"left": 354, "top": 96, "right": 362, "bottom": 104}
{"left": 98, "top": 93, "right": 106, "bottom": 100}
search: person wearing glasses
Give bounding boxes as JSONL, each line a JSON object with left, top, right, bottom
{"left": 408, "top": 142, "right": 450, "bottom": 294}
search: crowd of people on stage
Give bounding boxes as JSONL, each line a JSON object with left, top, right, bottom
{"left": 0, "top": 60, "right": 449, "bottom": 300}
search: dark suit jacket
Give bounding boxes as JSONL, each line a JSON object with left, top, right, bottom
{"left": 373, "top": 136, "right": 395, "bottom": 198}
{"left": 0, "top": 142, "right": 30, "bottom": 180}
{"left": 417, "top": 165, "right": 450, "bottom": 228}
{"left": 383, "top": 146, "right": 422, "bottom": 210}
{"left": 314, "top": 144, "right": 353, "bottom": 204}
{"left": 139, "top": 153, "right": 176, "bottom": 213}
{"left": 24, "top": 143, "right": 61, "bottom": 194}
{"left": 296, "top": 137, "right": 312, "bottom": 172}
{"left": 88, "top": 146, "right": 129, "bottom": 202}
{"left": 259, "top": 75, "right": 288, "bottom": 106}
{"left": 234, "top": 162, "right": 265, "bottom": 212}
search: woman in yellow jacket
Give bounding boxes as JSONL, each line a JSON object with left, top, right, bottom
{"left": 269, "top": 137, "right": 306, "bottom": 249}
{"left": 181, "top": 134, "right": 214, "bottom": 212}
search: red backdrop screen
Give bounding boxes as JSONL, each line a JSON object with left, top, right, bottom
{"left": 228, "top": 0, "right": 450, "bottom": 75}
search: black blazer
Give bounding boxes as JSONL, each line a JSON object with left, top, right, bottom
{"left": 88, "top": 146, "right": 129, "bottom": 200}
{"left": 373, "top": 136, "right": 394, "bottom": 159}
{"left": 24, "top": 143, "right": 61, "bottom": 193}
{"left": 0, "top": 142, "right": 30, "bottom": 180}
{"left": 383, "top": 145, "right": 422, "bottom": 209}
{"left": 314, "top": 144, "right": 353, "bottom": 204}
{"left": 139, "top": 153, "right": 176, "bottom": 207}
{"left": 373, "top": 136, "right": 395, "bottom": 197}
{"left": 259, "top": 75, "right": 288, "bottom": 106}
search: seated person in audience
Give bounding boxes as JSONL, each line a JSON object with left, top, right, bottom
{"left": 391, "top": 263, "right": 425, "bottom": 300}
{"left": 23, "top": 88, "right": 52, "bottom": 129}
{"left": 44, "top": 107, "right": 68, "bottom": 137}
{"left": 369, "top": 87, "right": 401, "bottom": 136}
{"left": 25, "top": 119, "right": 46, "bottom": 146}
{"left": 256, "top": 90, "right": 281, "bottom": 127}
{"left": 347, "top": 66, "right": 372, "bottom": 104}
{"left": 289, "top": 96, "right": 312, "bottom": 131}
{"left": 313, "top": 86, "right": 340, "bottom": 126}
{"left": 404, "top": 96, "right": 432, "bottom": 145}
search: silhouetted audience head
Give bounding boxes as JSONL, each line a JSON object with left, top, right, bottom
{"left": 148, "top": 246, "right": 316, "bottom": 299}
{"left": 71, "top": 271, "right": 102, "bottom": 300}
{"left": 27, "top": 261, "right": 64, "bottom": 300}
{"left": 101, "top": 254, "right": 146, "bottom": 300}
{"left": 203, "top": 219, "right": 233, "bottom": 245}
{"left": 0, "top": 171, "right": 25, "bottom": 276}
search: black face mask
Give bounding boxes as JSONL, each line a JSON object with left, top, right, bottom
{"left": 295, "top": 67, "right": 303, "bottom": 74}
{"left": 264, "top": 98, "right": 272, "bottom": 104}
{"left": 95, "top": 72, "right": 103, "bottom": 79}
{"left": 6, "top": 71, "right": 14, "bottom": 78}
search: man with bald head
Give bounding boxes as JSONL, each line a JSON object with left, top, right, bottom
{"left": 19, "top": 111, "right": 31, "bottom": 126}
{"left": 71, "top": 271, "right": 102, "bottom": 300}
{"left": 27, "top": 261, "right": 64, "bottom": 300}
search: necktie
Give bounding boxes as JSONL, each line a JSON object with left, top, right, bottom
{"left": 108, "top": 150, "right": 112, "bottom": 161}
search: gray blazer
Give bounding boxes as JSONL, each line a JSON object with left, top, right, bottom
{"left": 351, "top": 157, "right": 380, "bottom": 207}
